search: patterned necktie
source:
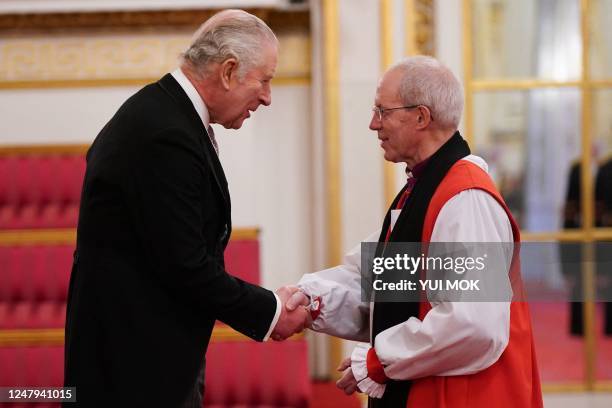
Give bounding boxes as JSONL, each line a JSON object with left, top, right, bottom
{"left": 207, "top": 125, "right": 219, "bottom": 155}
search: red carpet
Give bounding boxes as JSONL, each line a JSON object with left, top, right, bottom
{"left": 531, "top": 302, "right": 612, "bottom": 382}
{"left": 312, "top": 381, "right": 361, "bottom": 408}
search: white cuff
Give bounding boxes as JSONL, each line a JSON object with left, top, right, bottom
{"left": 357, "top": 377, "right": 386, "bottom": 399}
{"left": 351, "top": 343, "right": 386, "bottom": 399}
{"left": 262, "top": 293, "right": 282, "bottom": 341}
{"left": 351, "top": 343, "right": 370, "bottom": 382}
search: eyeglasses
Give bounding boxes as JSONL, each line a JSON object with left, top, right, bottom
{"left": 372, "top": 104, "right": 433, "bottom": 122}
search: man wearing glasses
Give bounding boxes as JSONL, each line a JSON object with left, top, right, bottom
{"left": 285, "top": 56, "right": 543, "bottom": 407}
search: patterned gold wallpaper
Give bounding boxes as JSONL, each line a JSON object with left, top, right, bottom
{"left": 0, "top": 10, "right": 311, "bottom": 88}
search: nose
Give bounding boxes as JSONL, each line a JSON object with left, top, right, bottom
{"left": 260, "top": 84, "right": 272, "bottom": 106}
{"left": 369, "top": 112, "right": 381, "bottom": 131}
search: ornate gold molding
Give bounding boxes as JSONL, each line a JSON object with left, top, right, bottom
{"left": 412, "top": 0, "right": 435, "bottom": 56}
{"left": 0, "top": 33, "right": 310, "bottom": 86}
{"left": 0, "top": 75, "right": 311, "bottom": 90}
{"left": 0, "top": 9, "right": 309, "bottom": 32}
{"left": 0, "top": 11, "right": 310, "bottom": 87}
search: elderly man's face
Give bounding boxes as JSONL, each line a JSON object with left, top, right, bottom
{"left": 369, "top": 68, "right": 424, "bottom": 164}
{"left": 217, "top": 43, "right": 277, "bottom": 129}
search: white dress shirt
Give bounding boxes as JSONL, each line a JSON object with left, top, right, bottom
{"left": 297, "top": 155, "right": 512, "bottom": 396}
{"left": 171, "top": 68, "right": 282, "bottom": 341}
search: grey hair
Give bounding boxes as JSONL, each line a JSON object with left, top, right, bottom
{"left": 181, "top": 9, "right": 278, "bottom": 79}
{"left": 391, "top": 56, "right": 464, "bottom": 130}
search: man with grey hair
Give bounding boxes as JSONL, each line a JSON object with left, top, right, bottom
{"left": 285, "top": 56, "right": 542, "bottom": 407}
{"left": 64, "top": 9, "right": 309, "bottom": 407}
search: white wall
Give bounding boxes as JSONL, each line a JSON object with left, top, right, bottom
{"left": 0, "top": 87, "right": 138, "bottom": 144}
{"left": 216, "top": 84, "right": 312, "bottom": 289}
{"left": 339, "top": 0, "right": 386, "bottom": 253}
{"left": 435, "top": 0, "right": 464, "bottom": 131}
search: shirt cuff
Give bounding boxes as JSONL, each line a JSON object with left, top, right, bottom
{"left": 351, "top": 343, "right": 387, "bottom": 399}
{"left": 262, "top": 292, "right": 282, "bottom": 341}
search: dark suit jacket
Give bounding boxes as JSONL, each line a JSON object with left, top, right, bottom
{"left": 64, "top": 74, "right": 278, "bottom": 407}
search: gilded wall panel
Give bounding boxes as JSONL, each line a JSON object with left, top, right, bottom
{"left": 0, "top": 29, "right": 310, "bottom": 86}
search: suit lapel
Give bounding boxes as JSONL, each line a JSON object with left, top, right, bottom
{"left": 157, "top": 74, "right": 231, "bottom": 211}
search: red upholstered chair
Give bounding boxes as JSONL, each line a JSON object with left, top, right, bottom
{"left": 204, "top": 339, "right": 310, "bottom": 408}
{"left": 0, "top": 150, "right": 86, "bottom": 229}
{"left": 224, "top": 239, "right": 261, "bottom": 284}
{"left": 0, "top": 244, "right": 72, "bottom": 330}
{"left": 0, "top": 145, "right": 311, "bottom": 408}
{"left": 0, "top": 346, "right": 63, "bottom": 408}
{"left": 204, "top": 234, "right": 312, "bottom": 407}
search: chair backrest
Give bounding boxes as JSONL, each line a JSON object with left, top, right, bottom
{"left": 0, "top": 146, "right": 87, "bottom": 229}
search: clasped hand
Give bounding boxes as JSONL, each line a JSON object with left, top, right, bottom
{"left": 270, "top": 286, "right": 312, "bottom": 341}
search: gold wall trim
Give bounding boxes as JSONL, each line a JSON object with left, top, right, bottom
{"left": 381, "top": 0, "right": 397, "bottom": 207}
{"left": 0, "top": 227, "right": 260, "bottom": 246}
{"left": 405, "top": 0, "right": 436, "bottom": 56}
{"left": 593, "top": 228, "right": 612, "bottom": 239}
{"left": 0, "top": 33, "right": 310, "bottom": 87}
{"left": 0, "top": 329, "right": 64, "bottom": 347}
{"left": 462, "top": 0, "right": 474, "bottom": 146}
{"left": 541, "top": 381, "right": 612, "bottom": 393}
{"left": 580, "top": 0, "right": 596, "bottom": 389}
{"left": 472, "top": 80, "right": 582, "bottom": 91}
{"left": 0, "top": 76, "right": 311, "bottom": 90}
{"left": 0, "top": 229, "right": 76, "bottom": 245}
{"left": 0, "top": 144, "right": 89, "bottom": 155}
{"left": 0, "top": 10, "right": 311, "bottom": 87}
{"left": 322, "top": 0, "right": 342, "bottom": 380}
{"left": 322, "top": 0, "right": 341, "bottom": 275}
{"left": 0, "top": 9, "right": 310, "bottom": 32}
{"left": 521, "top": 229, "right": 612, "bottom": 242}
{"left": 0, "top": 327, "right": 303, "bottom": 347}
{"left": 590, "top": 80, "right": 612, "bottom": 87}
{"left": 471, "top": 80, "right": 612, "bottom": 91}
{"left": 405, "top": 0, "right": 416, "bottom": 56}
{"left": 231, "top": 228, "right": 260, "bottom": 241}
{"left": 541, "top": 383, "right": 587, "bottom": 393}
{"left": 272, "top": 76, "right": 312, "bottom": 86}
{"left": 380, "top": 0, "right": 393, "bottom": 69}
{"left": 541, "top": 382, "right": 612, "bottom": 393}
{"left": 594, "top": 382, "right": 612, "bottom": 391}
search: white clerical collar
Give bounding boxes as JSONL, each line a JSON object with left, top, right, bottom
{"left": 171, "top": 68, "right": 210, "bottom": 128}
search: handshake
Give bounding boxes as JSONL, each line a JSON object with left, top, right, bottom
{"left": 270, "top": 286, "right": 314, "bottom": 341}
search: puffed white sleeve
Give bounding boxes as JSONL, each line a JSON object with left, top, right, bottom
{"left": 354, "top": 189, "right": 513, "bottom": 397}
{"left": 296, "top": 230, "right": 380, "bottom": 342}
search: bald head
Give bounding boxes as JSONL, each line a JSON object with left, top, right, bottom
{"left": 181, "top": 9, "right": 278, "bottom": 79}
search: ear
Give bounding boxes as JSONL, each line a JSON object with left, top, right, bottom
{"left": 219, "top": 58, "right": 238, "bottom": 91}
{"left": 415, "top": 106, "right": 432, "bottom": 129}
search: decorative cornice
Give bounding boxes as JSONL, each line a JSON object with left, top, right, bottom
{"left": 413, "top": 0, "right": 435, "bottom": 56}
{"left": 0, "top": 8, "right": 310, "bottom": 88}
{"left": 0, "top": 9, "right": 309, "bottom": 32}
